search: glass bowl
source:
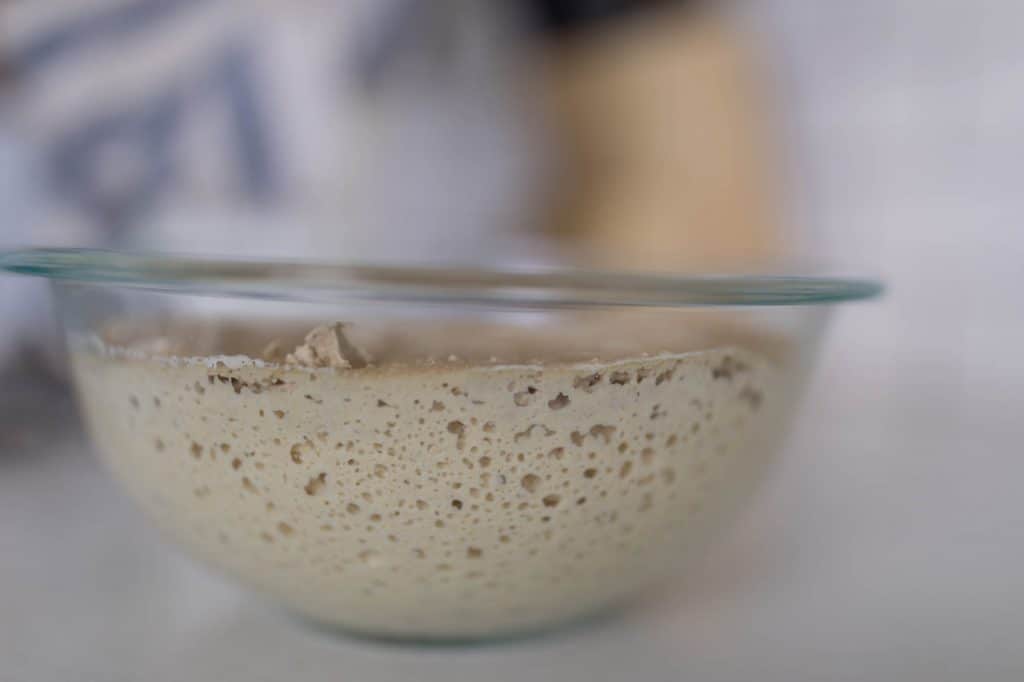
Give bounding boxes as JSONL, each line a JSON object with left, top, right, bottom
{"left": 0, "top": 248, "right": 881, "bottom": 641}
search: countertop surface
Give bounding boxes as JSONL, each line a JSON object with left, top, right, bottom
{"left": 3, "top": 298, "right": 1022, "bottom": 681}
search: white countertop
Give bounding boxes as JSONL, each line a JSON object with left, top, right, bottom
{"left": 3, "top": 300, "right": 1022, "bottom": 681}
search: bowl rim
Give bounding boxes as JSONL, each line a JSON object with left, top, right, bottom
{"left": 0, "top": 248, "right": 884, "bottom": 308}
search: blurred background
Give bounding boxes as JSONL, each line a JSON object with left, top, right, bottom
{"left": 1, "top": 1, "right": 1022, "bottom": 679}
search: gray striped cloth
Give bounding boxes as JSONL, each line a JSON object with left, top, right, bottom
{"left": 0, "top": 0, "right": 547, "bottom": 372}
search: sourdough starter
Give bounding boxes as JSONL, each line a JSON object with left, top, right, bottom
{"left": 70, "top": 323, "right": 787, "bottom": 638}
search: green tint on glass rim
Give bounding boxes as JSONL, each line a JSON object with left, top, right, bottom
{"left": 0, "top": 248, "right": 884, "bottom": 308}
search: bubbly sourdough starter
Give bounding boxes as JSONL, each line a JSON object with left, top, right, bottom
{"left": 71, "top": 322, "right": 789, "bottom": 638}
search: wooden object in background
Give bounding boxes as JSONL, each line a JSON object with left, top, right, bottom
{"left": 539, "top": 6, "right": 784, "bottom": 270}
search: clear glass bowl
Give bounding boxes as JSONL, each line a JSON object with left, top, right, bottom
{"left": 1, "top": 248, "right": 881, "bottom": 641}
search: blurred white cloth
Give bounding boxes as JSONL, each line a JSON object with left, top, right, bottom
{"left": 0, "top": 0, "right": 549, "bottom": 372}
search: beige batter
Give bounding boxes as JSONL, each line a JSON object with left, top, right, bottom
{"left": 70, "top": 321, "right": 791, "bottom": 639}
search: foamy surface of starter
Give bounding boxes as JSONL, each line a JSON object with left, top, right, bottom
{"left": 71, "top": 321, "right": 789, "bottom": 638}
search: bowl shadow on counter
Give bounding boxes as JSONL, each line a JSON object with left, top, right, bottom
{"left": 0, "top": 365, "right": 78, "bottom": 465}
